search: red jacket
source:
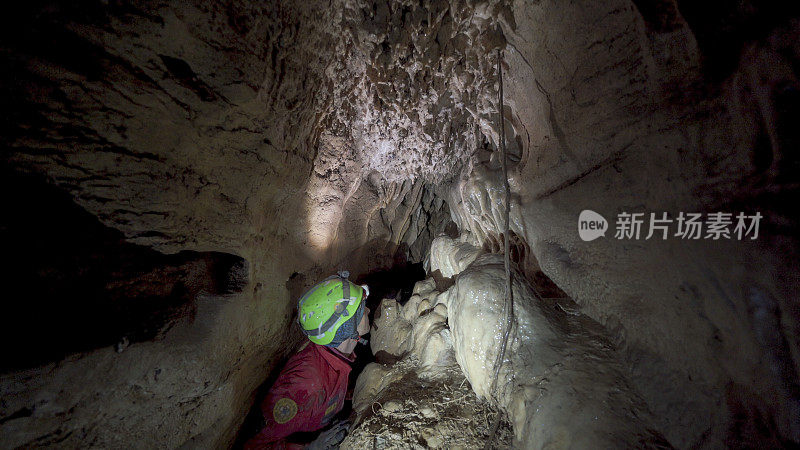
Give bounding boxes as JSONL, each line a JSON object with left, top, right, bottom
{"left": 245, "top": 343, "right": 353, "bottom": 449}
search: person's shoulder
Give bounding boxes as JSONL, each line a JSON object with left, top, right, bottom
{"left": 294, "top": 341, "right": 323, "bottom": 360}
{"left": 283, "top": 342, "right": 325, "bottom": 373}
{"left": 269, "top": 343, "right": 327, "bottom": 395}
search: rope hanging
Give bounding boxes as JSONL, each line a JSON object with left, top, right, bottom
{"left": 484, "top": 47, "right": 515, "bottom": 450}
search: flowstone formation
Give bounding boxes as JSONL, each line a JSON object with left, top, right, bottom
{"left": 441, "top": 251, "right": 668, "bottom": 448}
{"left": 342, "top": 277, "right": 512, "bottom": 449}
{"left": 348, "top": 235, "right": 669, "bottom": 448}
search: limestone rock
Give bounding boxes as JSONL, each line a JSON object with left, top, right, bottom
{"left": 427, "top": 235, "right": 483, "bottom": 278}
{"left": 442, "top": 253, "right": 668, "bottom": 448}
{"left": 370, "top": 298, "right": 412, "bottom": 358}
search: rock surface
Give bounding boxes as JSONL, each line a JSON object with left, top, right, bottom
{"left": 440, "top": 253, "right": 668, "bottom": 448}
{"left": 447, "top": 1, "right": 800, "bottom": 446}
{"left": 0, "top": 0, "right": 454, "bottom": 445}
{"left": 345, "top": 279, "right": 512, "bottom": 449}
{"left": 351, "top": 243, "right": 667, "bottom": 448}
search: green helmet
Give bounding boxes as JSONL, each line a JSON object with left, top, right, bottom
{"left": 298, "top": 272, "right": 365, "bottom": 345}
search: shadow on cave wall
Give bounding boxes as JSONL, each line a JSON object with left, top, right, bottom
{"left": 0, "top": 168, "right": 248, "bottom": 373}
{"left": 632, "top": 0, "right": 800, "bottom": 81}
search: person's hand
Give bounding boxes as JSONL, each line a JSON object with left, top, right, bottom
{"left": 306, "top": 420, "right": 349, "bottom": 450}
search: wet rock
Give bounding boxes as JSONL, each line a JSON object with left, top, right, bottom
{"left": 370, "top": 298, "right": 412, "bottom": 358}
{"left": 440, "top": 253, "right": 668, "bottom": 448}
{"left": 427, "top": 235, "right": 483, "bottom": 278}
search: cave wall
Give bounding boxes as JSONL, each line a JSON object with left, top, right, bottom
{"left": 446, "top": 0, "right": 800, "bottom": 446}
{"left": 0, "top": 168, "right": 249, "bottom": 373}
{"left": 0, "top": 0, "right": 472, "bottom": 446}
{"left": 1, "top": 2, "right": 327, "bottom": 446}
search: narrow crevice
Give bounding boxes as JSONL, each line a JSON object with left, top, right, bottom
{"left": 233, "top": 260, "right": 426, "bottom": 448}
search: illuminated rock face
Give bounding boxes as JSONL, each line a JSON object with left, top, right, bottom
{"left": 439, "top": 253, "right": 666, "bottom": 448}
{"left": 356, "top": 237, "right": 663, "bottom": 447}
{"left": 448, "top": 2, "right": 800, "bottom": 445}
{"left": 2, "top": 0, "right": 799, "bottom": 447}
{"left": 427, "top": 235, "right": 483, "bottom": 278}
{"left": 345, "top": 257, "right": 512, "bottom": 449}
{"left": 351, "top": 245, "right": 666, "bottom": 448}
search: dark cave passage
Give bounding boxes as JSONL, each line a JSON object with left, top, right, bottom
{"left": 354, "top": 262, "right": 427, "bottom": 308}
{"left": 0, "top": 169, "right": 248, "bottom": 372}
